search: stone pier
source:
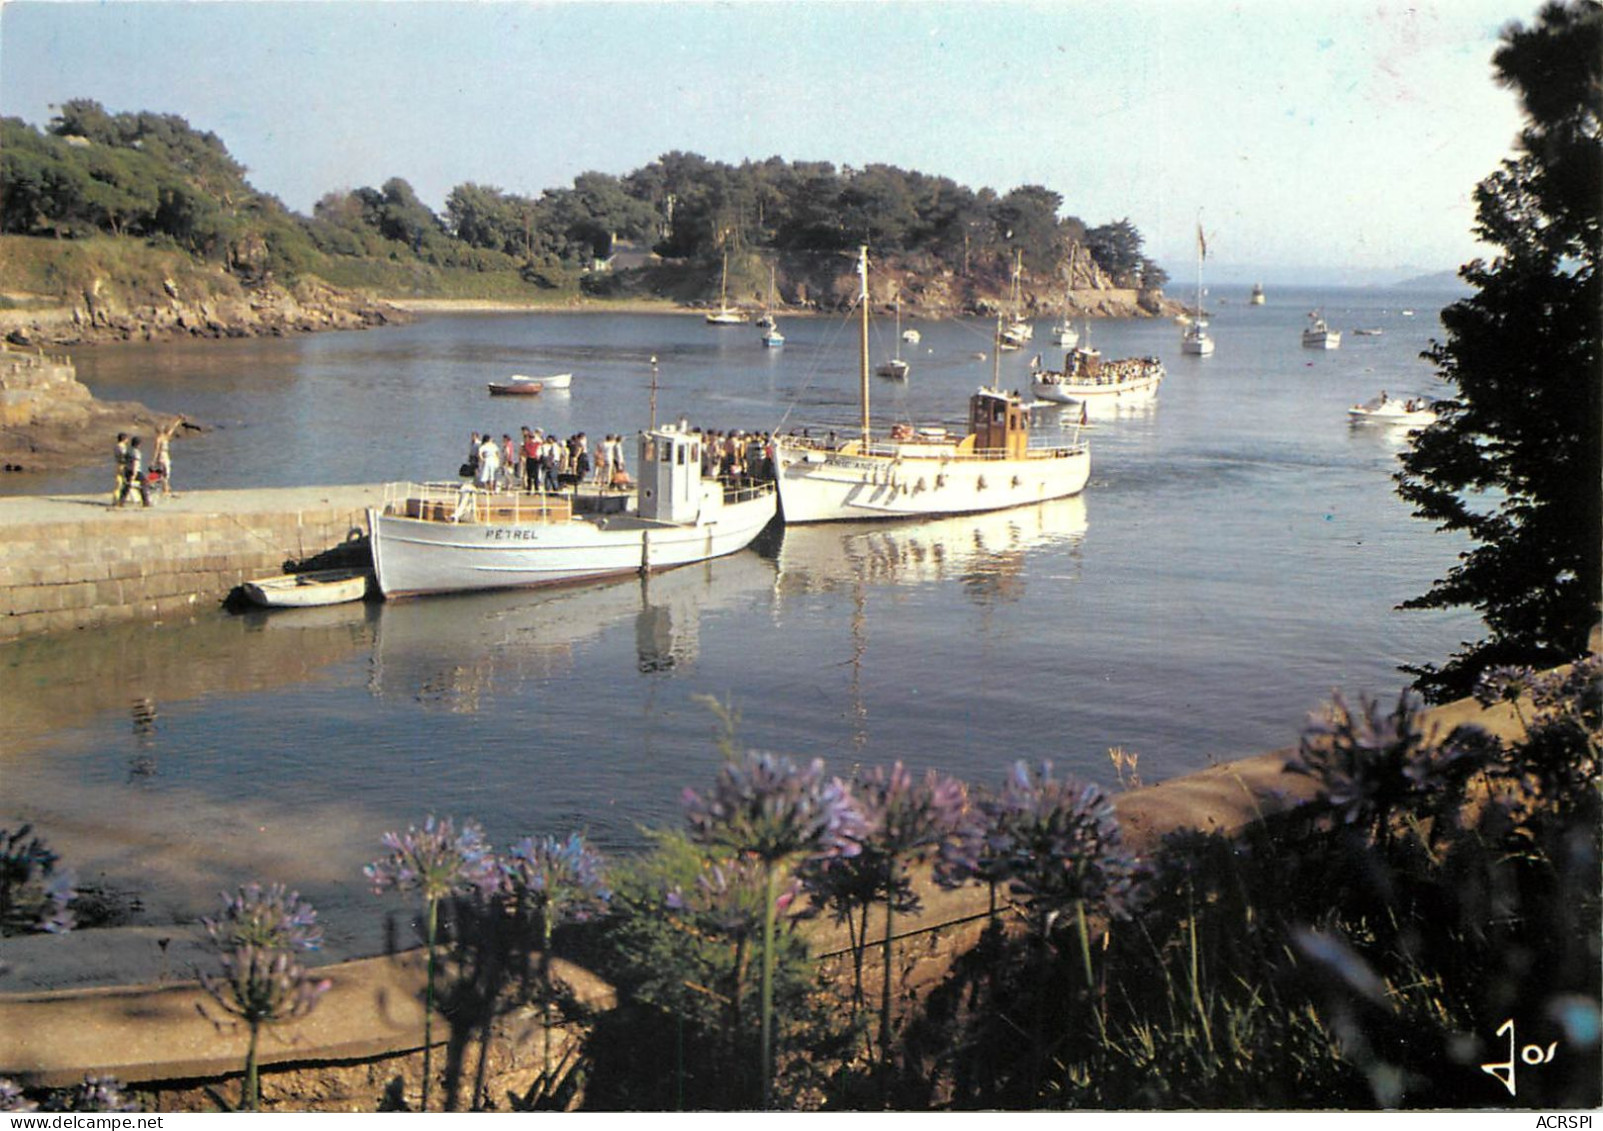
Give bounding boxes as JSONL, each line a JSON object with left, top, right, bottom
{"left": 0, "top": 485, "right": 387, "bottom": 641}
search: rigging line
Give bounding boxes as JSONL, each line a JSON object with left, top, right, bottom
{"left": 770, "top": 291, "right": 865, "bottom": 435}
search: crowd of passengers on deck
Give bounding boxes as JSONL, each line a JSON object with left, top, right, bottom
{"left": 461, "top": 425, "right": 778, "bottom": 493}
{"left": 1031, "top": 353, "right": 1161, "bottom": 386}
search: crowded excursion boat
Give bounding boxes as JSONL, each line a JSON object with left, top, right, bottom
{"left": 368, "top": 423, "right": 777, "bottom": 598}
{"left": 771, "top": 247, "right": 1089, "bottom": 525}
{"left": 1029, "top": 341, "right": 1165, "bottom": 410}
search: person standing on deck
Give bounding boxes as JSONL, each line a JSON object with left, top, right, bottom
{"left": 475, "top": 432, "right": 501, "bottom": 490}
{"left": 521, "top": 427, "right": 541, "bottom": 490}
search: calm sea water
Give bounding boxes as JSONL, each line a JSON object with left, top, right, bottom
{"left": 2, "top": 285, "right": 1479, "bottom": 963}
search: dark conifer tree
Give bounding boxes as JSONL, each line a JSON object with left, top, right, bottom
{"left": 1396, "top": 0, "right": 1602, "bottom": 701}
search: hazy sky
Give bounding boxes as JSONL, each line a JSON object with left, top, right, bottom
{"left": 1, "top": 0, "right": 1536, "bottom": 284}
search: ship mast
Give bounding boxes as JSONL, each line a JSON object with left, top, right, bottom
{"left": 992, "top": 314, "right": 1003, "bottom": 392}
{"left": 858, "top": 245, "right": 871, "bottom": 443}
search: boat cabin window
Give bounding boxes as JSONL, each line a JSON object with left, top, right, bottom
{"left": 676, "top": 442, "right": 686, "bottom": 466}
{"left": 643, "top": 439, "right": 657, "bottom": 463}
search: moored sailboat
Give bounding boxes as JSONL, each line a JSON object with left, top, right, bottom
{"left": 772, "top": 247, "right": 1089, "bottom": 525}
{"left": 876, "top": 295, "right": 910, "bottom": 379}
{"left": 1180, "top": 221, "right": 1215, "bottom": 356}
{"left": 706, "top": 250, "right": 748, "bottom": 325}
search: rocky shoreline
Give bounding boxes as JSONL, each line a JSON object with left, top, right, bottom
{"left": 0, "top": 275, "right": 408, "bottom": 350}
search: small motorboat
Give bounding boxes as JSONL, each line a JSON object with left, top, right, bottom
{"left": 1348, "top": 394, "right": 1437, "bottom": 429}
{"left": 242, "top": 568, "right": 370, "bottom": 608}
{"left": 488, "top": 377, "right": 544, "bottom": 396}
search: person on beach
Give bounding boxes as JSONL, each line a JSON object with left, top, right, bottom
{"left": 151, "top": 414, "right": 184, "bottom": 497}
{"left": 115, "top": 436, "right": 150, "bottom": 508}
{"left": 112, "top": 432, "right": 129, "bottom": 504}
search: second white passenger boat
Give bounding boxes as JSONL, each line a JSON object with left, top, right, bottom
{"left": 1030, "top": 342, "right": 1165, "bottom": 410}
{"left": 772, "top": 247, "right": 1090, "bottom": 525}
{"left": 368, "top": 423, "right": 777, "bottom": 598}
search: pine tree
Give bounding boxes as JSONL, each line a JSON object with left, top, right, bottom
{"left": 1396, "top": 0, "right": 1603, "bottom": 702}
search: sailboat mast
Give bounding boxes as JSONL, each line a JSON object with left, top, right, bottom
{"left": 1194, "top": 220, "right": 1206, "bottom": 318}
{"left": 858, "top": 245, "right": 871, "bottom": 442}
{"left": 992, "top": 314, "right": 1002, "bottom": 391}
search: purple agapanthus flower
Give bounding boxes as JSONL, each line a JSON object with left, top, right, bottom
{"left": 668, "top": 856, "right": 804, "bottom": 940}
{"left": 994, "top": 761, "right": 1140, "bottom": 925}
{"left": 0, "top": 825, "right": 76, "bottom": 935}
{"left": 364, "top": 815, "right": 501, "bottom": 903}
{"left": 1290, "top": 690, "right": 1494, "bottom": 833}
{"left": 42, "top": 1076, "right": 140, "bottom": 1114}
{"left": 682, "top": 751, "right": 866, "bottom": 865}
{"left": 0, "top": 1078, "right": 36, "bottom": 1113}
{"left": 203, "top": 882, "right": 323, "bottom": 953}
{"left": 502, "top": 833, "right": 612, "bottom": 926}
{"left": 199, "top": 942, "right": 332, "bottom": 1027}
{"left": 807, "top": 762, "right": 977, "bottom": 916}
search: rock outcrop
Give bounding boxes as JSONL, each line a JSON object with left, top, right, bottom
{"left": 0, "top": 274, "right": 408, "bottom": 348}
{"left": 0, "top": 347, "right": 166, "bottom": 473}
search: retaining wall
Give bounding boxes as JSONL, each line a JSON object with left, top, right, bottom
{"left": 0, "top": 487, "right": 385, "bottom": 641}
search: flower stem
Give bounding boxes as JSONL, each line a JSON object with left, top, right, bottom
{"left": 245, "top": 1017, "right": 260, "bottom": 1112}
{"left": 878, "top": 873, "right": 897, "bottom": 1107}
{"left": 423, "top": 896, "right": 438, "bottom": 1113}
{"left": 760, "top": 861, "right": 777, "bottom": 1110}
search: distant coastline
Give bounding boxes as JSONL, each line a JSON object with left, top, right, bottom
{"left": 386, "top": 297, "right": 695, "bottom": 316}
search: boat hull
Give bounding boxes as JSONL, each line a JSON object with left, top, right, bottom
{"left": 242, "top": 569, "right": 370, "bottom": 608}
{"left": 1348, "top": 407, "right": 1436, "bottom": 428}
{"left": 369, "top": 488, "right": 777, "bottom": 598}
{"left": 1031, "top": 373, "right": 1163, "bottom": 406}
{"left": 772, "top": 443, "right": 1089, "bottom": 525}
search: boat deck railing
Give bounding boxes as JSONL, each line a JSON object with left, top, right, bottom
{"left": 720, "top": 478, "right": 777, "bottom": 506}
{"left": 379, "top": 481, "right": 578, "bottom": 525}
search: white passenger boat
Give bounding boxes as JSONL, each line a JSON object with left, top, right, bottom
{"left": 241, "top": 568, "right": 370, "bottom": 608}
{"left": 771, "top": 247, "right": 1089, "bottom": 525}
{"left": 1302, "top": 313, "right": 1342, "bottom": 349}
{"left": 1030, "top": 341, "right": 1165, "bottom": 409}
{"left": 368, "top": 423, "right": 777, "bottom": 598}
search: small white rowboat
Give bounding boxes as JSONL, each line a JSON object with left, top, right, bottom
{"left": 242, "top": 568, "right": 371, "bottom": 608}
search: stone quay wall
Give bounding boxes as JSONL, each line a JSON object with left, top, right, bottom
{"left": 0, "top": 486, "right": 387, "bottom": 641}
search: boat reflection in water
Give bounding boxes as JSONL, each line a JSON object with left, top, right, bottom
{"left": 366, "top": 550, "right": 779, "bottom": 711}
{"left": 763, "top": 493, "right": 1089, "bottom": 603}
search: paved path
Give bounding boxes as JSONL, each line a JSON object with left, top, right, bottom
{"left": 0, "top": 484, "right": 391, "bottom": 526}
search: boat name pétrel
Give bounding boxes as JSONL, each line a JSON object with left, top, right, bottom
{"left": 482, "top": 527, "right": 553, "bottom": 542}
